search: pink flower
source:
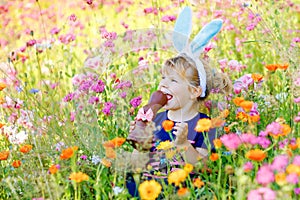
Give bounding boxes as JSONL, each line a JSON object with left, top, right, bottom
{"left": 294, "top": 116, "right": 300, "bottom": 123}
{"left": 293, "top": 155, "right": 300, "bottom": 166}
{"left": 220, "top": 133, "right": 241, "bottom": 150}
{"left": 243, "top": 162, "right": 253, "bottom": 172}
{"left": 286, "top": 173, "right": 299, "bottom": 184}
{"left": 247, "top": 187, "right": 276, "bottom": 200}
{"left": 294, "top": 97, "right": 300, "bottom": 103}
{"left": 161, "top": 15, "right": 176, "bottom": 22}
{"left": 233, "top": 74, "right": 254, "bottom": 94}
{"left": 69, "top": 14, "right": 77, "bottom": 22}
{"left": 256, "top": 165, "right": 274, "bottom": 186}
{"left": 271, "top": 154, "right": 289, "bottom": 172}
{"left": 265, "top": 122, "right": 282, "bottom": 136}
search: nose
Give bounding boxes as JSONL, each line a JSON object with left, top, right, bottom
{"left": 158, "top": 79, "right": 168, "bottom": 89}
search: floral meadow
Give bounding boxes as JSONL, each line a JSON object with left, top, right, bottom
{"left": 0, "top": 0, "right": 300, "bottom": 199}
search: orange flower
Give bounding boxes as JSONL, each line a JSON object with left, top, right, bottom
{"left": 245, "top": 149, "right": 266, "bottom": 162}
{"left": 288, "top": 143, "right": 298, "bottom": 150}
{"left": 210, "top": 118, "right": 225, "bottom": 128}
{"left": 103, "top": 137, "right": 126, "bottom": 148}
{"left": 0, "top": 122, "right": 4, "bottom": 128}
{"left": 233, "top": 97, "right": 244, "bottom": 106}
{"left": 224, "top": 126, "right": 230, "bottom": 133}
{"left": 60, "top": 147, "right": 75, "bottom": 160}
{"left": 209, "top": 153, "right": 219, "bottom": 161}
{"left": 101, "top": 158, "right": 112, "bottom": 167}
{"left": 193, "top": 178, "right": 204, "bottom": 188}
{"left": 162, "top": 120, "right": 174, "bottom": 132}
{"left": 177, "top": 188, "right": 189, "bottom": 196}
{"left": 219, "top": 109, "right": 230, "bottom": 118}
{"left": 49, "top": 164, "right": 59, "bottom": 174}
{"left": 278, "top": 63, "right": 289, "bottom": 70}
{"left": 249, "top": 115, "right": 260, "bottom": 123}
{"left": 213, "top": 138, "right": 222, "bottom": 149}
{"left": 240, "top": 101, "right": 253, "bottom": 112}
{"left": 195, "top": 118, "right": 211, "bottom": 132}
{"left": 0, "top": 82, "right": 6, "bottom": 91}
{"left": 265, "top": 64, "right": 279, "bottom": 71}
{"left": 69, "top": 172, "right": 89, "bottom": 183}
{"left": 236, "top": 112, "right": 248, "bottom": 122}
{"left": 0, "top": 150, "right": 9, "bottom": 160}
{"left": 251, "top": 73, "right": 263, "bottom": 82}
{"left": 138, "top": 180, "right": 162, "bottom": 200}
{"left": 105, "top": 147, "right": 116, "bottom": 159}
{"left": 12, "top": 160, "right": 21, "bottom": 168}
{"left": 20, "top": 144, "right": 33, "bottom": 153}
{"left": 0, "top": 97, "right": 4, "bottom": 104}
{"left": 183, "top": 163, "right": 194, "bottom": 173}
{"left": 281, "top": 124, "right": 291, "bottom": 136}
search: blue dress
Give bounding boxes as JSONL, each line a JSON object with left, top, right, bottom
{"left": 126, "top": 110, "right": 217, "bottom": 197}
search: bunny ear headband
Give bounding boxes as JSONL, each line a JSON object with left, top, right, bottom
{"left": 172, "top": 6, "right": 223, "bottom": 97}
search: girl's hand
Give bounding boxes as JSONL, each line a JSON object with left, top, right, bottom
{"left": 173, "top": 122, "right": 189, "bottom": 146}
{"left": 129, "top": 120, "right": 136, "bottom": 132}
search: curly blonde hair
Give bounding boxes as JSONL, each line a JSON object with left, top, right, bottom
{"left": 163, "top": 54, "right": 232, "bottom": 100}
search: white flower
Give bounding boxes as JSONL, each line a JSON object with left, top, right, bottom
{"left": 9, "top": 130, "right": 28, "bottom": 144}
{"left": 113, "top": 186, "right": 124, "bottom": 195}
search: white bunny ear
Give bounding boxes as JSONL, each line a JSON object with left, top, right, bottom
{"left": 172, "top": 6, "right": 193, "bottom": 52}
{"left": 190, "top": 19, "right": 223, "bottom": 57}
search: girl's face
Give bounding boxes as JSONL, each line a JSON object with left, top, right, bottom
{"left": 158, "top": 69, "right": 196, "bottom": 111}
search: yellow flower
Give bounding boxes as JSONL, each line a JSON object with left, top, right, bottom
{"left": 138, "top": 180, "right": 162, "bottom": 200}
{"left": 156, "top": 140, "right": 173, "bottom": 150}
{"left": 165, "top": 149, "right": 176, "bottom": 159}
{"left": 168, "top": 169, "right": 188, "bottom": 186}
{"left": 0, "top": 82, "right": 6, "bottom": 91}
{"left": 275, "top": 173, "right": 286, "bottom": 186}
{"left": 213, "top": 138, "right": 222, "bottom": 149}
{"left": 286, "top": 164, "right": 300, "bottom": 176}
{"left": 69, "top": 172, "right": 89, "bottom": 183}
{"left": 183, "top": 163, "right": 194, "bottom": 173}
{"left": 194, "top": 118, "right": 211, "bottom": 132}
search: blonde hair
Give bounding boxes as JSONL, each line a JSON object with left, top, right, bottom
{"left": 162, "top": 54, "right": 232, "bottom": 100}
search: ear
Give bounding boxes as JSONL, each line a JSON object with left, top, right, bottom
{"left": 190, "top": 19, "right": 223, "bottom": 57}
{"left": 190, "top": 86, "right": 202, "bottom": 100}
{"left": 172, "top": 6, "right": 193, "bottom": 52}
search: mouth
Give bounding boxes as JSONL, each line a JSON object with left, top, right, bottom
{"left": 161, "top": 90, "right": 173, "bottom": 101}
{"left": 166, "top": 94, "right": 173, "bottom": 101}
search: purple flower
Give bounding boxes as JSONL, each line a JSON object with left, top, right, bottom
{"left": 80, "top": 155, "right": 88, "bottom": 160}
{"left": 119, "top": 92, "right": 127, "bottom": 98}
{"left": 102, "top": 102, "right": 115, "bottom": 116}
{"left": 294, "top": 188, "right": 300, "bottom": 195}
{"left": 90, "top": 80, "right": 105, "bottom": 93}
{"left": 233, "top": 74, "right": 254, "bottom": 94}
{"left": 130, "top": 96, "right": 142, "bottom": 108}
{"left": 88, "top": 96, "right": 99, "bottom": 104}
{"left": 63, "top": 93, "right": 75, "bottom": 102}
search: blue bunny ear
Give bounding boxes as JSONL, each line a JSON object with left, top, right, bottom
{"left": 190, "top": 19, "right": 223, "bottom": 56}
{"left": 172, "top": 6, "right": 193, "bottom": 52}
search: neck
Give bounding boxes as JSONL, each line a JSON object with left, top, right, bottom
{"left": 167, "top": 102, "right": 199, "bottom": 122}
